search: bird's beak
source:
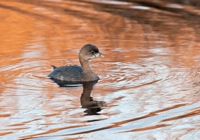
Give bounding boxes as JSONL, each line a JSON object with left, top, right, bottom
{"left": 95, "top": 52, "right": 104, "bottom": 58}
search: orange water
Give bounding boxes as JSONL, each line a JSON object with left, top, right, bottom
{"left": 0, "top": 0, "right": 200, "bottom": 139}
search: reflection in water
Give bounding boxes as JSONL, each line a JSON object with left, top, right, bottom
{"left": 81, "top": 81, "right": 106, "bottom": 115}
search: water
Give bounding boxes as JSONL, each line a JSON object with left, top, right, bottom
{"left": 0, "top": 0, "right": 200, "bottom": 139}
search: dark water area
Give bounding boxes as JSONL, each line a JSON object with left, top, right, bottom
{"left": 0, "top": 0, "right": 200, "bottom": 139}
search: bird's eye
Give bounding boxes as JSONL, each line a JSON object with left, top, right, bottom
{"left": 90, "top": 51, "right": 95, "bottom": 54}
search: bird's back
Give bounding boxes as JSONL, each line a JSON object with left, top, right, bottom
{"left": 48, "top": 65, "right": 83, "bottom": 85}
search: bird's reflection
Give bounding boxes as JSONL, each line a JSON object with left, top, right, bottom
{"left": 81, "top": 81, "right": 106, "bottom": 115}
{"left": 51, "top": 80, "right": 106, "bottom": 115}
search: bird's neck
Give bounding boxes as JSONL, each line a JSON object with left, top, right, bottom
{"left": 79, "top": 57, "right": 92, "bottom": 73}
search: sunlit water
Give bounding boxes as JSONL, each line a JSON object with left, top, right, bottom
{"left": 0, "top": 0, "right": 200, "bottom": 139}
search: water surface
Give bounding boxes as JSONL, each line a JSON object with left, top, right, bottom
{"left": 0, "top": 0, "right": 200, "bottom": 139}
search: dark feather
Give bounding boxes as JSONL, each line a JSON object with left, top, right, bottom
{"left": 51, "top": 65, "right": 57, "bottom": 70}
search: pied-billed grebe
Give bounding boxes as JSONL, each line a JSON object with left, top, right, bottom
{"left": 48, "top": 44, "right": 103, "bottom": 85}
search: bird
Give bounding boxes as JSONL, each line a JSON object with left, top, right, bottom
{"left": 48, "top": 44, "right": 103, "bottom": 86}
